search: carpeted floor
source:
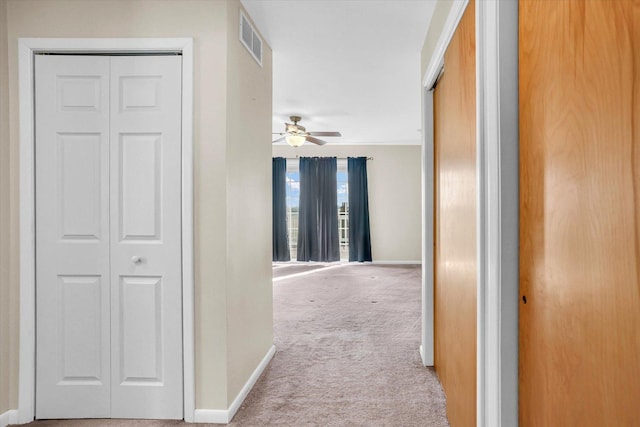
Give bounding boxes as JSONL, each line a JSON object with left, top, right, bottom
{"left": 231, "top": 264, "right": 449, "bottom": 426}
{"left": 18, "top": 264, "right": 449, "bottom": 427}
{"left": 271, "top": 263, "right": 328, "bottom": 278}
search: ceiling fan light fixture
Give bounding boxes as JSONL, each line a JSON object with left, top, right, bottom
{"left": 272, "top": 116, "right": 339, "bottom": 146}
{"left": 285, "top": 134, "right": 306, "bottom": 147}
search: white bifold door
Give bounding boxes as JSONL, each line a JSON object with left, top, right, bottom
{"left": 35, "top": 55, "right": 183, "bottom": 419}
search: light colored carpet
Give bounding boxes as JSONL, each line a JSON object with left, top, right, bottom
{"left": 18, "top": 264, "right": 449, "bottom": 426}
{"left": 230, "top": 264, "right": 449, "bottom": 426}
{"left": 272, "top": 263, "right": 327, "bottom": 278}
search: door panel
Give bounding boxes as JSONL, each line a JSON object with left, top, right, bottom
{"left": 109, "top": 55, "right": 183, "bottom": 419}
{"left": 36, "top": 55, "right": 111, "bottom": 419}
{"left": 119, "top": 276, "right": 163, "bottom": 384}
{"left": 433, "top": 1, "right": 477, "bottom": 426}
{"left": 58, "top": 275, "right": 103, "bottom": 383}
{"left": 519, "top": 1, "right": 640, "bottom": 425}
{"left": 36, "top": 55, "right": 183, "bottom": 420}
{"left": 58, "top": 133, "right": 103, "bottom": 239}
{"left": 118, "top": 133, "right": 162, "bottom": 240}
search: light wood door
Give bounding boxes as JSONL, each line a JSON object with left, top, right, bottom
{"left": 519, "top": 0, "right": 640, "bottom": 425}
{"left": 433, "top": 1, "right": 476, "bottom": 426}
{"left": 35, "top": 55, "right": 183, "bottom": 419}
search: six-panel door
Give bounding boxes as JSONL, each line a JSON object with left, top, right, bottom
{"left": 35, "top": 54, "right": 183, "bottom": 420}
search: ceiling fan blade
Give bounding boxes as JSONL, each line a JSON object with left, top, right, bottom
{"left": 272, "top": 136, "right": 286, "bottom": 144}
{"left": 307, "top": 131, "right": 342, "bottom": 137}
{"left": 306, "top": 136, "right": 327, "bottom": 145}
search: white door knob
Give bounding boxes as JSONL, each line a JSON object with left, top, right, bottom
{"left": 131, "top": 256, "right": 143, "bottom": 265}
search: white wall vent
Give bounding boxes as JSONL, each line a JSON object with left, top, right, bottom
{"left": 240, "top": 11, "right": 263, "bottom": 67}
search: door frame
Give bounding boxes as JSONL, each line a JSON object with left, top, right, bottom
{"left": 475, "top": 2, "right": 518, "bottom": 425}
{"left": 17, "top": 38, "right": 195, "bottom": 424}
{"left": 421, "top": 1, "right": 519, "bottom": 426}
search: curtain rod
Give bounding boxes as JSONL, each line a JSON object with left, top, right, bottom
{"left": 281, "top": 156, "right": 373, "bottom": 160}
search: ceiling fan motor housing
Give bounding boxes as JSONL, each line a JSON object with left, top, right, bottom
{"left": 286, "top": 122, "right": 306, "bottom": 134}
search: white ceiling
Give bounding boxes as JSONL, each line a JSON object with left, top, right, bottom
{"left": 240, "top": 0, "right": 436, "bottom": 146}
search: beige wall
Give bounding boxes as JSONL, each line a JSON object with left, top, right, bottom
{"left": 272, "top": 145, "right": 422, "bottom": 262}
{"left": 1, "top": 0, "right": 273, "bottom": 414}
{"left": 421, "top": 0, "right": 455, "bottom": 80}
{"left": 0, "top": 0, "right": 15, "bottom": 416}
{"left": 224, "top": 2, "right": 274, "bottom": 403}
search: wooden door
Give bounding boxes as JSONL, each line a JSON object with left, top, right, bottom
{"left": 433, "top": 1, "right": 476, "bottom": 426}
{"left": 35, "top": 55, "right": 183, "bottom": 420}
{"left": 519, "top": 1, "right": 640, "bottom": 425}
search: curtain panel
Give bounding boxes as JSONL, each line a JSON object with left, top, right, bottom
{"left": 348, "top": 157, "right": 372, "bottom": 262}
{"left": 297, "top": 157, "right": 340, "bottom": 262}
{"left": 272, "top": 157, "right": 290, "bottom": 261}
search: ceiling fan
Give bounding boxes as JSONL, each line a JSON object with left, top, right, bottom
{"left": 272, "top": 116, "right": 342, "bottom": 147}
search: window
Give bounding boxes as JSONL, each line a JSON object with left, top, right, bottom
{"left": 285, "top": 170, "right": 300, "bottom": 259}
{"left": 285, "top": 159, "right": 349, "bottom": 261}
{"left": 337, "top": 162, "right": 349, "bottom": 260}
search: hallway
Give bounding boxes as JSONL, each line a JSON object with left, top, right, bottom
{"left": 231, "top": 263, "right": 448, "bottom": 426}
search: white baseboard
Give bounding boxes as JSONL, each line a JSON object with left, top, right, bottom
{"left": 227, "top": 344, "right": 275, "bottom": 422}
{"left": 371, "top": 260, "right": 421, "bottom": 265}
{"left": 420, "top": 345, "right": 426, "bottom": 366}
{"left": 193, "top": 409, "right": 229, "bottom": 424}
{"left": 0, "top": 410, "right": 19, "bottom": 427}
{"left": 194, "top": 344, "right": 276, "bottom": 424}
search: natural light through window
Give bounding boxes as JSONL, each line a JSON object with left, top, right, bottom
{"left": 285, "top": 160, "right": 349, "bottom": 261}
{"left": 337, "top": 170, "right": 349, "bottom": 260}
{"left": 285, "top": 170, "right": 300, "bottom": 260}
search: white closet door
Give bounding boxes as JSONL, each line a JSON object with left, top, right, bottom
{"left": 109, "top": 55, "right": 183, "bottom": 419}
{"left": 35, "top": 55, "right": 183, "bottom": 420}
{"left": 35, "top": 55, "right": 111, "bottom": 418}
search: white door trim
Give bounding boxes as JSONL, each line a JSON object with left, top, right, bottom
{"left": 420, "top": 87, "right": 435, "bottom": 366}
{"left": 420, "top": 0, "right": 468, "bottom": 367}
{"left": 18, "top": 38, "right": 195, "bottom": 424}
{"left": 475, "top": 1, "right": 518, "bottom": 425}
{"left": 422, "top": 0, "right": 469, "bottom": 89}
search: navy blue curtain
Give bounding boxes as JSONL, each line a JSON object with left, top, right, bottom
{"left": 297, "top": 157, "right": 340, "bottom": 262}
{"left": 348, "top": 157, "right": 372, "bottom": 262}
{"left": 272, "top": 157, "right": 290, "bottom": 261}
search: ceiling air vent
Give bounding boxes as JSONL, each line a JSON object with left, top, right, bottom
{"left": 240, "top": 11, "right": 263, "bottom": 67}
